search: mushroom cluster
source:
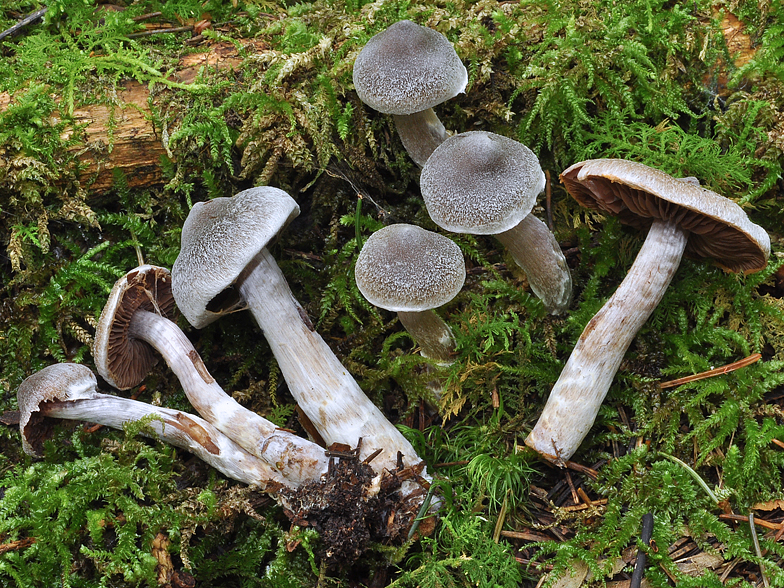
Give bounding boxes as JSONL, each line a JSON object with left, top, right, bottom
{"left": 15, "top": 187, "right": 437, "bottom": 561}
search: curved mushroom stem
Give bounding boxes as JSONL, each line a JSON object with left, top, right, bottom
{"left": 393, "top": 109, "right": 447, "bottom": 167}
{"left": 37, "top": 393, "right": 289, "bottom": 489}
{"left": 397, "top": 309, "right": 456, "bottom": 364}
{"left": 525, "top": 218, "right": 688, "bottom": 463}
{"left": 237, "top": 247, "right": 425, "bottom": 476}
{"left": 128, "top": 310, "right": 330, "bottom": 486}
{"left": 496, "top": 214, "right": 573, "bottom": 314}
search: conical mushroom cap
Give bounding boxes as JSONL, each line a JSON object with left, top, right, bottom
{"left": 172, "top": 187, "right": 300, "bottom": 328}
{"left": 421, "top": 131, "right": 546, "bottom": 235}
{"left": 93, "top": 265, "right": 177, "bottom": 390}
{"left": 353, "top": 20, "right": 468, "bottom": 116}
{"left": 355, "top": 224, "right": 465, "bottom": 312}
{"left": 560, "top": 159, "right": 771, "bottom": 273}
{"left": 18, "top": 363, "right": 100, "bottom": 456}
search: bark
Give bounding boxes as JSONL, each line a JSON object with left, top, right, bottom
{"left": 0, "top": 39, "right": 267, "bottom": 193}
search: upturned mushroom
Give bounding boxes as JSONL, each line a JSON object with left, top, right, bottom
{"left": 93, "top": 264, "right": 330, "bottom": 486}
{"left": 525, "top": 159, "right": 770, "bottom": 463}
{"left": 170, "top": 188, "right": 426, "bottom": 478}
{"left": 353, "top": 19, "right": 468, "bottom": 166}
{"left": 355, "top": 223, "right": 465, "bottom": 369}
{"left": 421, "top": 130, "right": 573, "bottom": 314}
{"left": 18, "top": 363, "right": 288, "bottom": 489}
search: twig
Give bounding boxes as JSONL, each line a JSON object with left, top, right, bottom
{"left": 0, "top": 7, "right": 48, "bottom": 42}
{"left": 0, "top": 537, "right": 35, "bottom": 554}
{"left": 493, "top": 492, "right": 509, "bottom": 543}
{"left": 630, "top": 512, "right": 654, "bottom": 588}
{"left": 719, "top": 513, "right": 782, "bottom": 531}
{"left": 659, "top": 452, "right": 719, "bottom": 504}
{"left": 501, "top": 529, "right": 552, "bottom": 542}
{"left": 749, "top": 512, "right": 770, "bottom": 588}
{"left": 563, "top": 459, "right": 599, "bottom": 480}
{"left": 659, "top": 353, "right": 761, "bottom": 389}
{"left": 127, "top": 26, "right": 193, "bottom": 39}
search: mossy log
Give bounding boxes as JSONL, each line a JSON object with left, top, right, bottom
{"left": 0, "top": 38, "right": 266, "bottom": 193}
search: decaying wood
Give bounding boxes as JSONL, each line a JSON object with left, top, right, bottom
{"left": 0, "top": 38, "right": 267, "bottom": 193}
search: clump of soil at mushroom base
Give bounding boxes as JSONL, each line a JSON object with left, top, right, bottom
{"left": 278, "top": 444, "right": 433, "bottom": 566}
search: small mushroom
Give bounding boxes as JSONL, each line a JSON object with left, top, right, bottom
{"left": 421, "top": 130, "right": 573, "bottom": 314}
{"left": 170, "top": 188, "right": 425, "bottom": 477}
{"left": 18, "top": 363, "right": 288, "bottom": 489}
{"left": 93, "top": 264, "right": 330, "bottom": 486}
{"left": 525, "top": 159, "right": 770, "bottom": 463}
{"left": 355, "top": 223, "right": 465, "bottom": 372}
{"left": 353, "top": 19, "right": 467, "bottom": 166}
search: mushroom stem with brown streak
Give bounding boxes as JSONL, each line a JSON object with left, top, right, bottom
{"left": 18, "top": 363, "right": 290, "bottom": 490}
{"left": 525, "top": 159, "right": 770, "bottom": 463}
{"left": 353, "top": 20, "right": 468, "bottom": 167}
{"left": 170, "top": 188, "right": 427, "bottom": 481}
{"left": 94, "top": 265, "right": 330, "bottom": 486}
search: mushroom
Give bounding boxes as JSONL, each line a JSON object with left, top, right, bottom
{"left": 352, "top": 19, "right": 468, "bottom": 166}
{"left": 421, "top": 130, "right": 573, "bottom": 314}
{"left": 18, "top": 363, "right": 288, "bottom": 489}
{"left": 170, "top": 188, "right": 425, "bottom": 477}
{"left": 354, "top": 223, "right": 465, "bottom": 373}
{"left": 93, "top": 264, "right": 330, "bottom": 486}
{"left": 525, "top": 159, "right": 770, "bottom": 463}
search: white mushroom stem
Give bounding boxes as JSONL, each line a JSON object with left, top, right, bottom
{"left": 238, "top": 247, "right": 424, "bottom": 474}
{"left": 38, "top": 394, "right": 289, "bottom": 489}
{"left": 397, "top": 310, "right": 456, "bottom": 365}
{"left": 128, "top": 310, "right": 330, "bottom": 486}
{"left": 393, "top": 109, "right": 447, "bottom": 167}
{"left": 525, "top": 218, "right": 688, "bottom": 462}
{"left": 496, "top": 214, "right": 572, "bottom": 314}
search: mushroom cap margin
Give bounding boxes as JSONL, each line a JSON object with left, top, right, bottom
{"left": 352, "top": 20, "right": 468, "bottom": 116}
{"left": 171, "top": 187, "right": 300, "bottom": 329}
{"left": 560, "top": 158, "right": 771, "bottom": 273}
{"left": 93, "top": 265, "right": 177, "bottom": 390}
{"left": 355, "top": 223, "right": 466, "bottom": 313}
{"left": 18, "top": 363, "right": 100, "bottom": 456}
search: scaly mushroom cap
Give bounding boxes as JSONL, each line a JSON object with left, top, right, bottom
{"left": 421, "top": 131, "right": 546, "bottom": 235}
{"left": 93, "top": 265, "right": 176, "bottom": 390}
{"left": 560, "top": 159, "right": 771, "bottom": 273}
{"left": 18, "top": 363, "right": 100, "bottom": 456}
{"left": 352, "top": 20, "right": 468, "bottom": 116}
{"left": 355, "top": 224, "right": 466, "bottom": 312}
{"left": 172, "top": 187, "right": 300, "bottom": 329}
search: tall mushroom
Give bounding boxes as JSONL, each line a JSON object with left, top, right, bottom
{"left": 353, "top": 19, "right": 468, "bottom": 166}
{"left": 421, "top": 130, "right": 573, "bottom": 314}
{"left": 18, "top": 363, "right": 288, "bottom": 489}
{"left": 525, "top": 159, "right": 770, "bottom": 463}
{"left": 93, "top": 264, "right": 330, "bottom": 486}
{"left": 170, "top": 188, "right": 426, "bottom": 478}
{"left": 354, "top": 223, "right": 465, "bottom": 371}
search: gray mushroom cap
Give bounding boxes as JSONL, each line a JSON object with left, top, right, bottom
{"left": 352, "top": 20, "right": 468, "bottom": 116}
{"left": 560, "top": 159, "right": 771, "bottom": 273}
{"left": 93, "top": 265, "right": 176, "bottom": 390}
{"left": 18, "top": 363, "right": 100, "bottom": 456}
{"left": 421, "top": 131, "right": 546, "bottom": 235}
{"left": 354, "top": 223, "right": 466, "bottom": 312}
{"left": 172, "top": 187, "right": 300, "bottom": 329}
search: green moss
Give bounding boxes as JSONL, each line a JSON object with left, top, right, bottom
{"left": 2, "top": 0, "right": 784, "bottom": 585}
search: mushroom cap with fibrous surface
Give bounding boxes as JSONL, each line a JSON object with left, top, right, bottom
{"left": 172, "top": 187, "right": 300, "bottom": 329}
{"left": 421, "top": 131, "right": 546, "bottom": 235}
{"left": 560, "top": 159, "right": 771, "bottom": 273}
{"left": 352, "top": 20, "right": 468, "bottom": 116}
{"left": 355, "top": 223, "right": 466, "bottom": 313}
{"left": 18, "top": 363, "right": 100, "bottom": 456}
{"left": 93, "top": 265, "right": 176, "bottom": 390}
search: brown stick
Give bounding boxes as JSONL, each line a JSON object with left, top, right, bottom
{"left": 659, "top": 353, "right": 761, "bottom": 389}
